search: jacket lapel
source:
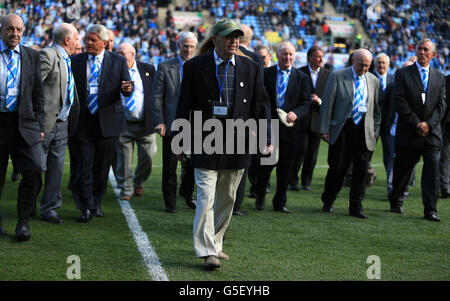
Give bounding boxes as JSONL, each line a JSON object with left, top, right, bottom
{"left": 19, "top": 45, "right": 29, "bottom": 98}
{"left": 343, "top": 67, "right": 354, "bottom": 102}
{"left": 53, "top": 45, "right": 67, "bottom": 104}
{"left": 200, "top": 53, "right": 219, "bottom": 101}
{"left": 168, "top": 59, "right": 181, "bottom": 89}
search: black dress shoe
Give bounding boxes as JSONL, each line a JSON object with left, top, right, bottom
{"left": 302, "top": 186, "right": 311, "bottom": 191}
{"left": 255, "top": 198, "right": 265, "bottom": 210}
{"left": 43, "top": 215, "right": 64, "bottom": 224}
{"left": 185, "top": 198, "right": 197, "bottom": 209}
{"left": 349, "top": 210, "right": 368, "bottom": 219}
{"left": 232, "top": 210, "right": 248, "bottom": 216}
{"left": 15, "top": 220, "right": 31, "bottom": 241}
{"left": 274, "top": 206, "right": 291, "bottom": 214}
{"left": 0, "top": 224, "right": 7, "bottom": 236}
{"left": 92, "top": 209, "right": 105, "bottom": 217}
{"left": 78, "top": 210, "right": 92, "bottom": 222}
{"left": 424, "top": 213, "right": 440, "bottom": 222}
{"left": 288, "top": 183, "right": 300, "bottom": 191}
{"left": 166, "top": 207, "right": 177, "bottom": 213}
{"left": 322, "top": 203, "right": 334, "bottom": 213}
{"left": 390, "top": 206, "right": 404, "bottom": 214}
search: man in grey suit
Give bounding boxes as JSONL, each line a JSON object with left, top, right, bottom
{"left": 37, "top": 23, "right": 80, "bottom": 224}
{"left": 0, "top": 14, "right": 45, "bottom": 240}
{"left": 319, "top": 49, "right": 381, "bottom": 219}
{"left": 151, "top": 31, "right": 197, "bottom": 213}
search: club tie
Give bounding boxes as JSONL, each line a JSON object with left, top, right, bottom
{"left": 88, "top": 56, "right": 100, "bottom": 114}
{"left": 125, "top": 68, "right": 136, "bottom": 112}
{"left": 64, "top": 55, "right": 74, "bottom": 105}
{"left": 352, "top": 76, "right": 363, "bottom": 125}
{"left": 6, "top": 49, "right": 18, "bottom": 112}
{"left": 421, "top": 67, "right": 428, "bottom": 94}
{"left": 277, "top": 69, "right": 289, "bottom": 110}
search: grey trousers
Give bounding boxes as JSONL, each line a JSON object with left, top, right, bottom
{"left": 40, "top": 119, "right": 69, "bottom": 218}
{"left": 115, "top": 121, "right": 157, "bottom": 197}
{"left": 193, "top": 168, "right": 244, "bottom": 258}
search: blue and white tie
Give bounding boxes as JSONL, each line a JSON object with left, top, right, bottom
{"left": 353, "top": 76, "right": 363, "bottom": 125}
{"left": 380, "top": 76, "right": 386, "bottom": 92}
{"left": 421, "top": 68, "right": 428, "bottom": 94}
{"left": 125, "top": 68, "right": 135, "bottom": 112}
{"left": 64, "top": 56, "right": 74, "bottom": 105}
{"left": 277, "top": 70, "right": 289, "bottom": 110}
{"left": 88, "top": 56, "right": 99, "bottom": 114}
{"left": 6, "top": 49, "right": 18, "bottom": 112}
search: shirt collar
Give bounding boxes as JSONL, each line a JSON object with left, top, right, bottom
{"left": 0, "top": 39, "right": 20, "bottom": 55}
{"left": 129, "top": 60, "right": 138, "bottom": 72}
{"left": 308, "top": 64, "right": 320, "bottom": 74}
{"left": 351, "top": 66, "right": 364, "bottom": 80}
{"left": 375, "top": 70, "right": 386, "bottom": 79}
{"left": 214, "top": 49, "right": 235, "bottom": 66}
{"left": 416, "top": 61, "right": 429, "bottom": 73}
{"left": 89, "top": 49, "right": 105, "bottom": 62}
{"left": 277, "top": 63, "right": 292, "bottom": 74}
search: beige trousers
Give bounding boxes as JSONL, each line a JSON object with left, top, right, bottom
{"left": 193, "top": 168, "right": 245, "bottom": 258}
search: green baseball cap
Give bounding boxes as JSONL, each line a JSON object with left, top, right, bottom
{"left": 211, "top": 19, "right": 244, "bottom": 37}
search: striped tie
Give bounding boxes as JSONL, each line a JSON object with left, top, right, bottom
{"left": 380, "top": 76, "right": 386, "bottom": 92}
{"left": 421, "top": 68, "right": 428, "bottom": 93}
{"left": 6, "top": 49, "right": 18, "bottom": 112}
{"left": 125, "top": 68, "right": 135, "bottom": 112}
{"left": 88, "top": 56, "right": 99, "bottom": 114}
{"left": 64, "top": 56, "right": 75, "bottom": 105}
{"left": 352, "top": 76, "right": 363, "bottom": 125}
{"left": 277, "top": 69, "right": 289, "bottom": 110}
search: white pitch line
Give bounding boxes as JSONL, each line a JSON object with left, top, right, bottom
{"left": 108, "top": 169, "right": 169, "bottom": 281}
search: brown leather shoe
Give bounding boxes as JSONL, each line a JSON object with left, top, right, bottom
{"left": 134, "top": 187, "right": 144, "bottom": 196}
{"left": 120, "top": 195, "right": 131, "bottom": 201}
{"left": 218, "top": 251, "right": 229, "bottom": 260}
{"left": 204, "top": 256, "right": 221, "bottom": 269}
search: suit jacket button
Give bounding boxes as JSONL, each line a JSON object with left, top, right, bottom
{"left": 243, "top": 99, "right": 247, "bottom": 103}
{"left": 208, "top": 99, "right": 211, "bottom": 103}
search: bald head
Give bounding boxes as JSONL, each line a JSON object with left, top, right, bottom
{"left": 53, "top": 23, "right": 79, "bottom": 55}
{"left": 106, "top": 30, "right": 115, "bottom": 51}
{"left": 1, "top": 14, "right": 24, "bottom": 49}
{"left": 352, "top": 48, "right": 373, "bottom": 76}
{"left": 117, "top": 43, "right": 135, "bottom": 68}
{"left": 239, "top": 24, "right": 253, "bottom": 47}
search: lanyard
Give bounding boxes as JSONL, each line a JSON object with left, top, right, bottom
{"left": 215, "top": 59, "right": 231, "bottom": 103}
{"left": 2, "top": 50, "right": 19, "bottom": 85}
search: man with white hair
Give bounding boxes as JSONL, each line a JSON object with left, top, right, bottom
{"left": 115, "top": 43, "right": 157, "bottom": 201}
{"left": 151, "top": 31, "right": 198, "bottom": 213}
{"left": 319, "top": 48, "right": 381, "bottom": 219}
{"left": 37, "top": 23, "right": 80, "bottom": 224}
{"left": 70, "top": 24, "right": 133, "bottom": 222}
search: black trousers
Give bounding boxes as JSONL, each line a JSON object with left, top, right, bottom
{"left": 71, "top": 114, "right": 116, "bottom": 212}
{"left": 290, "top": 127, "right": 321, "bottom": 187}
{"left": 162, "top": 135, "right": 195, "bottom": 210}
{"left": 321, "top": 118, "right": 372, "bottom": 210}
{"left": 0, "top": 112, "right": 42, "bottom": 223}
{"left": 391, "top": 144, "right": 440, "bottom": 215}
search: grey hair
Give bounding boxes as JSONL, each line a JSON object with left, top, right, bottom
{"left": 416, "top": 38, "right": 436, "bottom": 54}
{"left": 177, "top": 31, "right": 197, "bottom": 46}
{"left": 375, "top": 52, "right": 390, "bottom": 65}
{"left": 53, "top": 23, "right": 76, "bottom": 44}
{"left": 86, "top": 24, "right": 109, "bottom": 42}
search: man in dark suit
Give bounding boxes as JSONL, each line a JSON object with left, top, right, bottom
{"left": 151, "top": 31, "right": 197, "bottom": 213}
{"left": 38, "top": 23, "right": 80, "bottom": 224}
{"left": 174, "top": 19, "right": 271, "bottom": 269}
{"left": 389, "top": 39, "right": 446, "bottom": 221}
{"left": 319, "top": 49, "right": 381, "bottom": 219}
{"left": 70, "top": 24, "right": 132, "bottom": 222}
{"left": 289, "top": 45, "right": 330, "bottom": 192}
{"left": 115, "top": 43, "right": 157, "bottom": 201}
{"left": 255, "top": 41, "right": 311, "bottom": 213}
{"left": 440, "top": 75, "right": 450, "bottom": 198}
{"left": 0, "top": 14, "right": 45, "bottom": 240}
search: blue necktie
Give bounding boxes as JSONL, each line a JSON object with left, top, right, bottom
{"left": 277, "top": 69, "right": 289, "bottom": 110}
{"left": 380, "top": 76, "right": 386, "bottom": 92}
{"left": 353, "top": 76, "right": 363, "bottom": 125}
{"left": 125, "top": 68, "right": 136, "bottom": 112}
{"left": 64, "top": 56, "right": 74, "bottom": 105}
{"left": 421, "top": 68, "right": 428, "bottom": 93}
{"left": 6, "top": 49, "right": 18, "bottom": 112}
{"left": 88, "top": 56, "right": 99, "bottom": 114}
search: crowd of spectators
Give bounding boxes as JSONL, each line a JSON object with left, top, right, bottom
{"left": 2, "top": 0, "right": 449, "bottom": 73}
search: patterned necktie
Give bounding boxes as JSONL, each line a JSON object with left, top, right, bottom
{"left": 88, "top": 56, "right": 99, "bottom": 114}
{"left": 64, "top": 56, "right": 74, "bottom": 105}
{"left": 352, "top": 76, "right": 363, "bottom": 125}
{"left": 421, "top": 68, "right": 428, "bottom": 93}
{"left": 125, "top": 68, "right": 136, "bottom": 112}
{"left": 6, "top": 49, "right": 18, "bottom": 112}
{"left": 277, "top": 69, "right": 289, "bottom": 110}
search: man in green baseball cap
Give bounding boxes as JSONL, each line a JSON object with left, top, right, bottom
{"left": 211, "top": 19, "right": 244, "bottom": 61}
{"left": 211, "top": 18, "right": 244, "bottom": 37}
